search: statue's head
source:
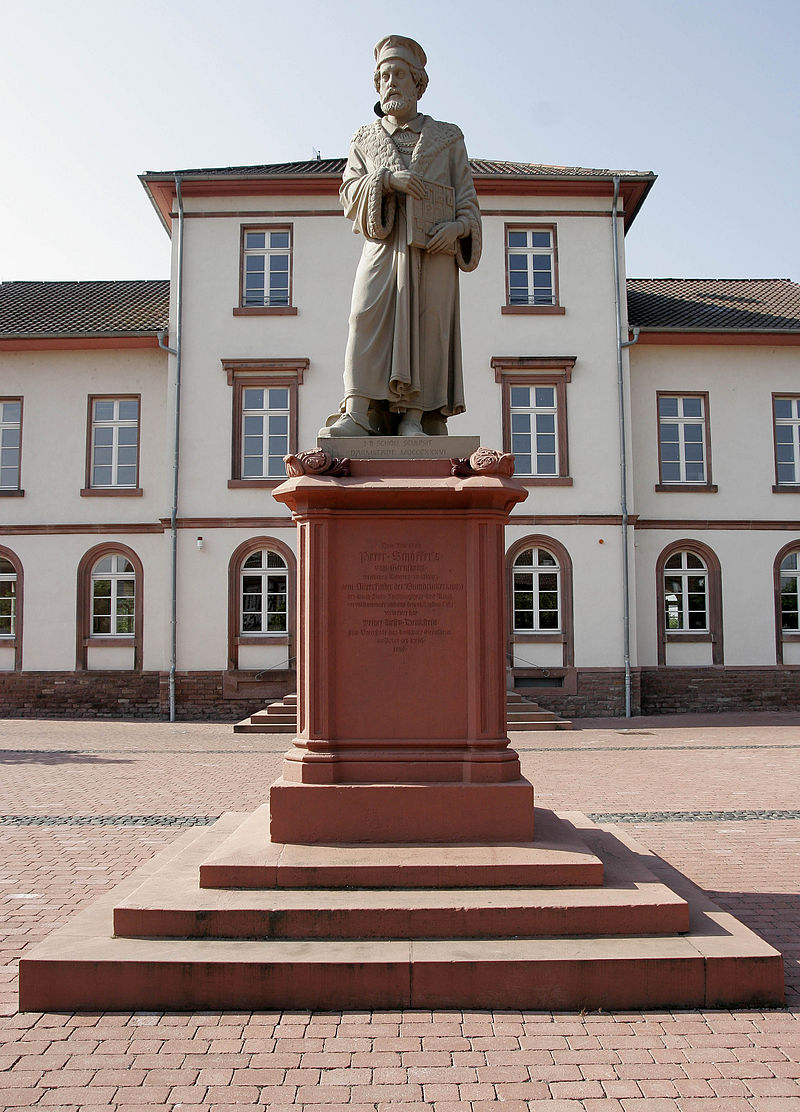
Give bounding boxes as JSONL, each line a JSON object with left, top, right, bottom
{"left": 373, "top": 35, "right": 428, "bottom": 115}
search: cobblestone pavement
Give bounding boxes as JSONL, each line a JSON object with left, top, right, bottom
{"left": 1, "top": 714, "right": 799, "bottom": 1110}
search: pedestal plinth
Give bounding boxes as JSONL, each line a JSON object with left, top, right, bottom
{"left": 270, "top": 452, "right": 530, "bottom": 844}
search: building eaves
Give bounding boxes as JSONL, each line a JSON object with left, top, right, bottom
{"left": 627, "top": 278, "right": 800, "bottom": 332}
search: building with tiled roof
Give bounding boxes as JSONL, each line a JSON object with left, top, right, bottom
{"left": 1, "top": 156, "right": 798, "bottom": 721}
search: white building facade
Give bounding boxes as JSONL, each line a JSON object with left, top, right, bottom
{"left": 1, "top": 160, "right": 798, "bottom": 718}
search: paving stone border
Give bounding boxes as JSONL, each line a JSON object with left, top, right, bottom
{"left": 592, "top": 809, "right": 800, "bottom": 823}
{"left": 0, "top": 814, "right": 219, "bottom": 826}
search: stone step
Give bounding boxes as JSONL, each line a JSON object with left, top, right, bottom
{"left": 19, "top": 811, "right": 784, "bottom": 1012}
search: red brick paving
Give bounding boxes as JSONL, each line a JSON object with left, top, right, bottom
{"left": 1, "top": 715, "right": 799, "bottom": 1109}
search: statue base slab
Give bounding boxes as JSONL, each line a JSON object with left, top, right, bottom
{"left": 315, "top": 432, "right": 480, "bottom": 460}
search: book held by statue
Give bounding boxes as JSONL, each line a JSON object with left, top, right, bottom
{"left": 407, "top": 181, "right": 456, "bottom": 253}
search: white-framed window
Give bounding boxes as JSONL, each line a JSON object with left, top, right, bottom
{"left": 91, "top": 555, "right": 136, "bottom": 636}
{"left": 506, "top": 227, "right": 555, "bottom": 307}
{"left": 0, "top": 556, "right": 16, "bottom": 637}
{"left": 0, "top": 399, "right": 22, "bottom": 491}
{"left": 658, "top": 394, "right": 708, "bottom": 484}
{"left": 242, "top": 228, "right": 291, "bottom": 308}
{"left": 241, "top": 550, "right": 289, "bottom": 634}
{"left": 512, "top": 547, "right": 560, "bottom": 632}
{"left": 242, "top": 387, "right": 291, "bottom": 479}
{"left": 780, "top": 550, "right": 800, "bottom": 631}
{"left": 663, "top": 551, "right": 708, "bottom": 632}
{"left": 509, "top": 384, "right": 558, "bottom": 477}
{"left": 90, "top": 398, "right": 139, "bottom": 488}
{"left": 774, "top": 396, "right": 800, "bottom": 486}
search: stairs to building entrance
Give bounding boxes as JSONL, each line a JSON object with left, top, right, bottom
{"left": 234, "top": 692, "right": 571, "bottom": 733}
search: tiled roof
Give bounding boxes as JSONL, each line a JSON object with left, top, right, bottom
{"left": 626, "top": 278, "right": 800, "bottom": 332}
{"left": 0, "top": 280, "right": 170, "bottom": 337}
{"left": 143, "top": 158, "right": 653, "bottom": 182}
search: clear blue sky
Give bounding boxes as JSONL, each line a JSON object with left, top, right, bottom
{"left": 2, "top": 0, "right": 798, "bottom": 283}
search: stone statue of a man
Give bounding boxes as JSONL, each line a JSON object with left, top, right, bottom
{"left": 324, "top": 35, "right": 482, "bottom": 438}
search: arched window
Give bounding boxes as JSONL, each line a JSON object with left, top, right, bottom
{"left": 241, "top": 549, "right": 288, "bottom": 634}
{"left": 228, "top": 537, "right": 296, "bottom": 671}
{"left": 774, "top": 542, "right": 800, "bottom": 664}
{"left": 91, "top": 555, "right": 136, "bottom": 636}
{"left": 656, "top": 541, "right": 723, "bottom": 665}
{"left": 0, "top": 546, "right": 22, "bottom": 671}
{"left": 512, "top": 547, "right": 560, "bottom": 632}
{"left": 76, "top": 544, "right": 143, "bottom": 670}
{"left": 505, "top": 536, "right": 574, "bottom": 671}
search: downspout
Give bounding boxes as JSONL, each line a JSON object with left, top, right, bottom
{"left": 168, "top": 175, "right": 185, "bottom": 722}
{"left": 611, "top": 175, "right": 634, "bottom": 718}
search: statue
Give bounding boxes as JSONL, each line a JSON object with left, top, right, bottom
{"left": 323, "top": 35, "right": 482, "bottom": 438}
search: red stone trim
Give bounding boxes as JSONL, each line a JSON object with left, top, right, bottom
{"left": 772, "top": 485, "right": 800, "bottom": 493}
{"left": 227, "top": 479, "right": 285, "bottom": 489}
{"left": 237, "top": 222, "right": 294, "bottom": 311}
{"left": 0, "top": 544, "right": 23, "bottom": 671}
{"left": 503, "top": 222, "right": 561, "bottom": 312}
{"left": 655, "top": 539, "right": 723, "bottom": 666}
{"left": 505, "top": 535, "right": 574, "bottom": 669}
{"left": 185, "top": 209, "right": 342, "bottom": 219}
{"left": 483, "top": 209, "right": 613, "bottom": 218}
{"left": 636, "top": 518, "right": 799, "bottom": 530}
{"left": 0, "top": 335, "right": 161, "bottom": 352}
{"left": 227, "top": 536, "right": 297, "bottom": 671}
{"left": 85, "top": 393, "right": 142, "bottom": 494}
{"left": 0, "top": 490, "right": 25, "bottom": 497}
{"left": 492, "top": 357, "right": 575, "bottom": 484}
{"left": 772, "top": 391, "right": 800, "bottom": 491}
{"left": 0, "top": 395, "right": 23, "bottom": 495}
{"left": 636, "top": 331, "right": 800, "bottom": 347}
{"left": 774, "top": 539, "right": 800, "bottom": 665}
{"left": 501, "top": 306, "right": 566, "bottom": 316}
{"left": 222, "top": 360, "right": 307, "bottom": 482}
{"left": 656, "top": 390, "right": 713, "bottom": 490}
{"left": 76, "top": 542, "right": 144, "bottom": 671}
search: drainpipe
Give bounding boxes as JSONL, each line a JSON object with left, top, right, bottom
{"left": 168, "top": 175, "right": 185, "bottom": 722}
{"left": 611, "top": 175, "right": 633, "bottom": 718}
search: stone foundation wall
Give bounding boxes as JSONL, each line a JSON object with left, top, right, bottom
{"left": 639, "top": 666, "right": 800, "bottom": 715}
{"left": 0, "top": 670, "right": 295, "bottom": 721}
{"left": 516, "top": 669, "right": 642, "bottom": 719}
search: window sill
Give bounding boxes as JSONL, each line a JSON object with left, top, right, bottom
{"left": 81, "top": 487, "right": 143, "bottom": 497}
{"left": 237, "top": 635, "right": 290, "bottom": 646}
{"left": 773, "top": 484, "right": 800, "bottom": 493}
{"left": 0, "top": 489, "right": 24, "bottom": 497}
{"left": 228, "top": 478, "right": 285, "bottom": 488}
{"left": 654, "top": 483, "right": 718, "bottom": 493}
{"left": 781, "top": 632, "right": 800, "bottom": 642}
{"left": 511, "top": 632, "right": 566, "bottom": 643}
{"left": 664, "top": 632, "right": 713, "bottom": 642}
{"left": 84, "top": 637, "right": 136, "bottom": 647}
{"left": 233, "top": 306, "right": 298, "bottom": 317}
{"left": 502, "top": 305, "right": 566, "bottom": 316}
{"left": 515, "top": 476, "right": 573, "bottom": 487}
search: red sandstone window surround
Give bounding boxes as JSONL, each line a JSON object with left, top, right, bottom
{"left": 505, "top": 535, "right": 574, "bottom": 674}
{"left": 82, "top": 395, "right": 143, "bottom": 497}
{"left": 76, "top": 543, "right": 144, "bottom": 670}
{"left": 233, "top": 224, "right": 298, "bottom": 316}
{"left": 774, "top": 541, "right": 800, "bottom": 664}
{"left": 0, "top": 398, "right": 23, "bottom": 496}
{"left": 655, "top": 392, "right": 717, "bottom": 492}
{"left": 223, "top": 358, "right": 307, "bottom": 488}
{"left": 227, "top": 537, "right": 297, "bottom": 671}
{"left": 0, "top": 545, "right": 23, "bottom": 671}
{"left": 502, "top": 224, "right": 565, "bottom": 315}
{"left": 492, "top": 357, "right": 574, "bottom": 484}
{"left": 772, "top": 394, "right": 800, "bottom": 490}
{"left": 656, "top": 540, "right": 723, "bottom": 665}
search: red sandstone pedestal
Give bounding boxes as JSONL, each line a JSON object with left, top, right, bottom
{"left": 269, "top": 454, "right": 530, "bottom": 844}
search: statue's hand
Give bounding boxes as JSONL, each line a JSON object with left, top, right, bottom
{"left": 426, "top": 221, "right": 461, "bottom": 254}
{"left": 388, "top": 171, "right": 425, "bottom": 198}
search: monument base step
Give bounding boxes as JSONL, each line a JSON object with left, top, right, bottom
{"left": 19, "top": 810, "right": 784, "bottom": 1012}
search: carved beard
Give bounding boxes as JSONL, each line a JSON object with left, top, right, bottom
{"left": 381, "top": 95, "right": 416, "bottom": 116}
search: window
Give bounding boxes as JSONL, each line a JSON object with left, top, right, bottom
{"left": 224, "top": 359, "right": 307, "bottom": 486}
{"left": 76, "top": 544, "right": 143, "bottom": 669}
{"left": 502, "top": 225, "right": 564, "bottom": 315}
{"left": 774, "top": 543, "right": 800, "bottom": 664}
{"left": 663, "top": 551, "right": 708, "bottom": 632}
{"left": 242, "top": 386, "right": 290, "bottom": 479}
{"left": 493, "top": 357, "right": 573, "bottom": 484}
{"left": 234, "top": 225, "right": 297, "bottom": 316}
{"left": 656, "top": 541, "right": 723, "bottom": 665}
{"left": 656, "top": 393, "right": 716, "bottom": 490}
{"left": 227, "top": 537, "right": 296, "bottom": 671}
{"left": 241, "top": 550, "right": 288, "bottom": 634}
{"left": 512, "top": 547, "right": 560, "bottom": 632}
{"left": 773, "top": 395, "right": 800, "bottom": 488}
{"left": 91, "top": 555, "right": 136, "bottom": 636}
{"left": 83, "top": 397, "right": 141, "bottom": 495}
{"left": 0, "top": 547, "right": 22, "bottom": 670}
{"left": 0, "top": 398, "right": 22, "bottom": 494}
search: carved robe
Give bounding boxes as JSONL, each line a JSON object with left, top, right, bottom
{"left": 340, "top": 115, "right": 482, "bottom": 419}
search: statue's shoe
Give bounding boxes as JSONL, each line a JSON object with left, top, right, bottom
{"left": 397, "top": 416, "right": 426, "bottom": 436}
{"left": 323, "top": 413, "right": 375, "bottom": 437}
{"left": 422, "top": 414, "right": 448, "bottom": 436}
